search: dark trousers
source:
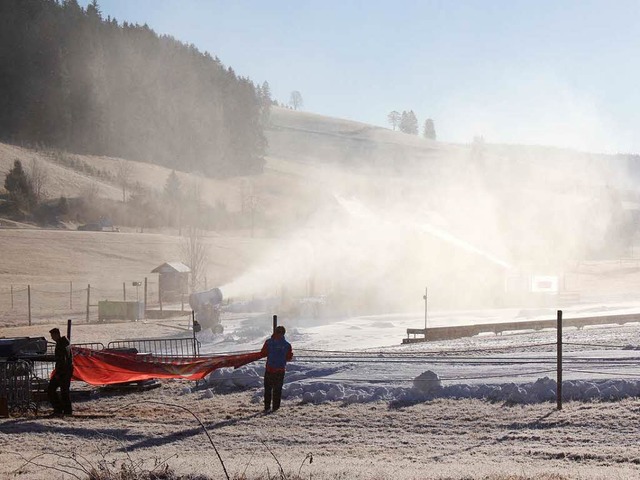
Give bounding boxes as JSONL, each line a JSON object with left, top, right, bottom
{"left": 264, "top": 371, "right": 285, "bottom": 410}
{"left": 47, "top": 375, "right": 72, "bottom": 414}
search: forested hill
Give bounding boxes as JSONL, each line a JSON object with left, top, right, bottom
{"left": 0, "top": 0, "right": 267, "bottom": 177}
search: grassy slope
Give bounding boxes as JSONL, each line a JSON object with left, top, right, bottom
{"left": 0, "top": 106, "right": 458, "bottom": 280}
{"left": 0, "top": 107, "right": 639, "bottom": 326}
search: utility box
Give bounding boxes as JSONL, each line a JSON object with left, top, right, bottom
{"left": 98, "top": 301, "right": 144, "bottom": 322}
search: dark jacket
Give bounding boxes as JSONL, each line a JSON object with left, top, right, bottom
{"left": 54, "top": 336, "right": 73, "bottom": 378}
{"left": 260, "top": 334, "right": 293, "bottom": 373}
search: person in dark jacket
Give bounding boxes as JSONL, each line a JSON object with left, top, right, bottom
{"left": 47, "top": 327, "right": 73, "bottom": 416}
{"left": 260, "top": 325, "right": 293, "bottom": 412}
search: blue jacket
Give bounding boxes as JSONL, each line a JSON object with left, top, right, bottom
{"left": 261, "top": 334, "right": 293, "bottom": 373}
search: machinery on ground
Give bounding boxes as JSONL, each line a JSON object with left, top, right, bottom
{"left": 188, "top": 287, "right": 224, "bottom": 334}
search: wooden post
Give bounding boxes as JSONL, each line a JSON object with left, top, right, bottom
{"left": 144, "top": 277, "right": 148, "bottom": 312}
{"left": 273, "top": 314, "right": 278, "bottom": 334}
{"left": 27, "top": 285, "right": 31, "bottom": 326}
{"left": 10, "top": 285, "right": 13, "bottom": 309}
{"left": 557, "top": 309, "right": 563, "bottom": 411}
{"left": 123, "top": 282, "right": 126, "bottom": 301}
{"left": 69, "top": 281, "right": 73, "bottom": 310}
{"left": 66, "top": 318, "right": 72, "bottom": 342}
{"left": 86, "top": 284, "right": 91, "bottom": 323}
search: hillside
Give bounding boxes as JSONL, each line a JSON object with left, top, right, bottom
{"left": 2, "top": 107, "right": 640, "bottom": 324}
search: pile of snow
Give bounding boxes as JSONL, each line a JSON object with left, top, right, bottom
{"left": 183, "top": 363, "right": 640, "bottom": 405}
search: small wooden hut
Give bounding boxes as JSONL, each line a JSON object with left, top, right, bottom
{"left": 151, "top": 262, "right": 190, "bottom": 304}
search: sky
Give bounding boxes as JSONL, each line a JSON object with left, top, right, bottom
{"left": 79, "top": 0, "right": 640, "bottom": 154}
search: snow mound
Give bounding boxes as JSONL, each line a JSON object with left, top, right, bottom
{"left": 205, "top": 363, "right": 640, "bottom": 405}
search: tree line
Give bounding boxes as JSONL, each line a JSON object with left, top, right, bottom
{"left": 0, "top": 0, "right": 268, "bottom": 177}
{"left": 387, "top": 110, "right": 436, "bottom": 140}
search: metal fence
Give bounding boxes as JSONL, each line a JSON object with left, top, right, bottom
{"left": 107, "top": 337, "right": 199, "bottom": 358}
{"left": 1, "top": 338, "right": 201, "bottom": 416}
{"left": 0, "top": 360, "right": 34, "bottom": 414}
{"left": 31, "top": 342, "right": 106, "bottom": 382}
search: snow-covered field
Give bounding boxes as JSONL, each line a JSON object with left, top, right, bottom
{"left": 200, "top": 303, "right": 640, "bottom": 406}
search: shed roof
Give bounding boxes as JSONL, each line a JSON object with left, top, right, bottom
{"left": 151, "top": 262, "right": 191, "bottom": 274}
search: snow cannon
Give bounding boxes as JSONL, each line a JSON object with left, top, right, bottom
{"left": 188, "top": 287, "right": 224, "bottom": 334}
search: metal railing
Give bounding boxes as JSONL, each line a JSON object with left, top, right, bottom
{"left": 33, "top": 342, "right": 106, "bottom": 381}
{"left": 0, "top": 360, "right": 34, "bottom": 414}
{"left": 107, "top": 337, "right": 199, "bottom": 358}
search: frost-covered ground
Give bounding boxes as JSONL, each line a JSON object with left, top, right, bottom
{"left": 4, "top": 303, "right": 640, "bottom": 479}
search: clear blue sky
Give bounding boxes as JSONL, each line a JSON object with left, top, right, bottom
{"left": 80, "top": 0, "right": 640, "bottom": 154}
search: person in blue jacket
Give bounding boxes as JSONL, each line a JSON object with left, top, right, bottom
{"left": 260, "top": 325, "right": 293, "bottom": 412}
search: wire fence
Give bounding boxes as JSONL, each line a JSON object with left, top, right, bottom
{"left": 206, "top": 338, "right": 640, "bottom": 396}
{"left": 0, "top": 277, "right": 189, "bottom": 325}
{"left": 5, "top": 310, "right": 640, "bottom": 412}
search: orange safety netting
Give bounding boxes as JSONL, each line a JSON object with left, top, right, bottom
{"left": 70, "top": 346, "right": 264, "bottom": 385}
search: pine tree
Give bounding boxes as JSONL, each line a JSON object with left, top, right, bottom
{"left": 423, "top": 118, "right": 436, "bottom": 140}
{"left": 57, "top": 196, "right": 69, "bottom": 215}
{"left": 163, "top": 170, "right": 182, "bottom": 201}
{"left": 259, "top": 81, "right": 272, "bottom": 125}
{"left": 261, "top": 81, "right": 272, "bottom": 105}
{"left": 163, "top": 170, "right": 182, "bottom": 228}
{"left": 4, "top": 160, "right": 36, "bottom": 211}
{"left": 399, "top": 110, "right": 418, "bottom": 135}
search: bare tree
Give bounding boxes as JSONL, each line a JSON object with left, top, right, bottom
{"left": 387, "top": 111, "right": 401, "bottom": 131}
{"left": 181, "top": 178, "right": 204, "bottom": 234}
{"left": 181, "top": 226, "right": 209, "bottom": 292}
{"left": 29, "top": 158, "right": 48, "bottom": 203}
{"left": 116, "top": 159, "right": 133, "bottom": 203}
{"left": 240, "top": 180, "right": 262, "bottom": 238}
{"left": 289, "top": 91, "right": 303, "bottom": 110}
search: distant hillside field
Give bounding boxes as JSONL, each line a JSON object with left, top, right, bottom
{"left": 2, "top": 107, "right": 640, "bottom": 325}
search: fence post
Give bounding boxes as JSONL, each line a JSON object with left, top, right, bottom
{"left": 27, "top": 285, "right": 31, "bottom": 326}
{"left": 86, "top": 284, "right": 91, "bottom": 323}
{"left": 273, "top": 314, "right": 278, "bottom": 334}
{"left": 144, "top": 277, "right": 148, "bottom": 312}
{"left": 423, "top": 286, "right": 428, "bottom": 332}
{"left": 123, "top": 282, "right": 126, "bottom": 301}
{"left": 10, "top": 285, "right": 13, "bottom": 309}
{"left": 67, "top": 318, "right": 72, "bottom": 342}
{"left": 69, "top": 281, "right": 73, "bottom": 310}
{"left": 557, "top": 309, "right": 563, "bottom": 410}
